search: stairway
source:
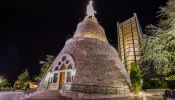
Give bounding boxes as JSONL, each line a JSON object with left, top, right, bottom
{"left": 20, "top": 90, "right": 72, "bottom": 100}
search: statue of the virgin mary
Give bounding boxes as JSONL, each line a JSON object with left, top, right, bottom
{"left": 86, "top": 0, "right": 96, "bottom": 17}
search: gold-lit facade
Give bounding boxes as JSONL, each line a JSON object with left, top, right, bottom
{"left": 117, "top": 13, "right": 142, "bottom": 73}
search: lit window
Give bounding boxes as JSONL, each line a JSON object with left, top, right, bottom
{"left": 66, "top": 72, "right": 72, "bottom": 82}
{"left": 53, "top": 73, "right": 58, "bottom": 83}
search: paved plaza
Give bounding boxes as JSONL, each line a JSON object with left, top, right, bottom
{"left": 0, "top": 91, "right": 175, "bottom": 100}
{"left": 0, "top": 92, "right": 23, "bottom": 100}
{"left": 77, "top": 96, "right": 174, "bottom": 100}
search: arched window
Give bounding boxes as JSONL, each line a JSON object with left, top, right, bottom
{"left": 67, "top": 65, "right": 72, "bottom": 69}
{"left": 62, "top": 56, "right": 66, "bottom": 61}
{"left": 66, "top": 60, "right": 69, "bottom": 64}
{"left": 53, "top": 54, "right": 75, "bottom": 71}
{"left": 55, "top": 66, "right": 58, "bottom": 71}
{"left": 60, "top": 64, "right": 67, "bottom": 70}
{"left": 58, "top": 62, "right": 62, "bottom": 65}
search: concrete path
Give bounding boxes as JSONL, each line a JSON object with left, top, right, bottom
{"left": 0, "top": 92, "right": 23, "bottom": 100}
{"left": 0, "top": 91, "right": 174, "bottom": 100}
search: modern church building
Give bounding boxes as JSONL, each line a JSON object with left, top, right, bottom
{"left": 117, "top": 13, "right": 143, "bottom": 73}
{"left": 36, "top": 1, "right": 132, "bottom": 99}
{"left": 21, "top": 1, "right": 135, "bottom": 100}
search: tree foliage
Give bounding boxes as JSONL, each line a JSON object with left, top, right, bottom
{"left": 0, "top": 79, "right": 11, "bottom": 87}
{"left": 139, "top": 0, "right": 175, "bottom": 79}
{"left": 17, "top": 69, "right": 30, "bottom": 89}
{"left": 165, "top": 74, "right": 175, "bottom": 80}
{"left": 130, "top": 62, "right": 142, "bottom": 93}
{"left": 18, "top": 69, "right": 30, "bottom": 82}
{"left": 34, "top": 55, "right": 55, "bottom": 82}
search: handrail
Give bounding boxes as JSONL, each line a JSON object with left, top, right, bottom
{"left": 37, "top": 69, "right": 51, "bottom": 91}
{"left": 63, "top": 84, "right": 130, "bottom": 94}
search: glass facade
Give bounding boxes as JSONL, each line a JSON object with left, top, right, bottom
{"left": 117, "top": 13, "right": 142, "bottom": 73}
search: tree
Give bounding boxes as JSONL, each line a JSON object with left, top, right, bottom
{"left": 0, "top": 79, "right": 11, "bottom": 87}
{"left": 34, "top": 55, "right": 55, "bottom": 82}
{"left": 130, "top": 62, "right": 142, "bottom": 94}
{"left": 17, "top": 69, "right": 30, "bottom": 89}
{"left": 139, "top": 0, "right": 175, "bottom": 79}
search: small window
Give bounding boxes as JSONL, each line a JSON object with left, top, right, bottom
{"left": 66, "top": 60, "right": 69, "bottom": 64}
{"left": 60, "top": 64, "right": 66, "bottom": 70}
{"left": 53, "top": 73, "right": 58, "bottom": 83}
{"left": 62, "top": 56, "right": 66, "bottom": 61}
{"left": 55, "top": 66, "right": 58, "bottom": 71}
{"left": 66, "top": 72, "right": 72, "bottom": 82}
{"left": 48, "top": 77, "right": 53, "bottom": 83}
{"left": 67, "top": 65, "right": 72, "bottom": 69}
{"left": 58, "top": 62, "right": 62, "bottom": 65}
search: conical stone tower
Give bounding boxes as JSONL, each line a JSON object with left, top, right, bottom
{"left": 41, "top": 1, "right": 132, "bottom": 99}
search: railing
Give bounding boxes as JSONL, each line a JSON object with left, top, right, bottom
{"left": 0, "top": 87, "right": 14, "bottom": 91}
{"left": 63, "top": 84, "right": 130, "bottom": 94}
{"left": 144, "top": 89, "right": 169, "bottom": 92}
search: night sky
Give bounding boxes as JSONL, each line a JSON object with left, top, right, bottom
{"left": 0, "top": 0, "right": 167, "bottom": 81}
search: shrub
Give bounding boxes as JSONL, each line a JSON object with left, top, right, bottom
{"left": 130, "top": 62, "right": 142, "bottom": 94}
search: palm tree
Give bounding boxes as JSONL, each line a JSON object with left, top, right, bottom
{"left": 34, "top": 55, "right": 55, "bottom": 82}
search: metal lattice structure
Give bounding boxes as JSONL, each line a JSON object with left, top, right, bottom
{"left": 117, "top": 13, "right": 143, "bottom": 73}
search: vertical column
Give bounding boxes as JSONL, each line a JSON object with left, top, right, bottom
{"left": 57, "top": 72, "right": 60, "bottom": 90}
{"left": 130, "top": 19, "right": 136, "bottom": 64}
{"left": 65, "top": 71, "right": 67, "bottom": 83}
{"left": 121, "top": 24, "right": 128, "bottom": 72}
{"left": 134, "top": 17, "right": 142, "bottom": 62}
{"left": 117, "top": 22, "right": 121, "bottom": 59}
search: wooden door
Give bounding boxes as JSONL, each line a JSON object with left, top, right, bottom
{"left": 59, "top": 72, "right": 65, "bottom": 90}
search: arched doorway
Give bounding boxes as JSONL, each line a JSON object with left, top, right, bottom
{"left": 52, "top": 54, "right": 76, "bottom": 90}
{"left": 59, "top": 64, "right": 66, "bottom": 90}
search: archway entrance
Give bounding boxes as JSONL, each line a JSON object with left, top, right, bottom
{"left": 59, "top": 72, "right": 65, "bottom": 90}
{"left": 52, "top": 54, "right": 76, "bottom": 90}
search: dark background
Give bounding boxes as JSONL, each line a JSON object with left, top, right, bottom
{"left": 0, "top": 0, "right": 167, "bottom": 81}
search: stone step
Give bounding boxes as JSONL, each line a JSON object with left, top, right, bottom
{"left": 28, "top": 91, "right": 61, "bottom": 96}
{"left": 24, "top": 95, "right": 30, "bottom": 98}
{"left": 30, "top": 95, "right": 65, "bottom": 97}
{"left": 39, "top": 92, "right": 61, "bottom": 94}
{"left": 41, "top": 92, "right": 61, "bottom": 94}
{"left": 33, "top": 93, "right": 61, "bottom": 95}
{"left": 29, "top": 91, "right": 44, "bottom": 95}
{"left": 34, "top": 92, "right": 60, "bottom": 94}
{"left": 31, "top": 95, "right": 62, "bottom": 97}
{"left": 31, "top": 96, "right": 67, "bottom": 98}
{"left": 41, "top": 90, "right": 60, "bottom": 92}
{"left": 21, "top": 96, "right": 71, "bottom": 100}
{"left": 31, "top": 93, "right": 62, "bottom": 96}
{"left": 23, "top": 98, "right": 72, "bottom": 100}
{"left": 20, "top": 90, "right": 72, "bottom": 100}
